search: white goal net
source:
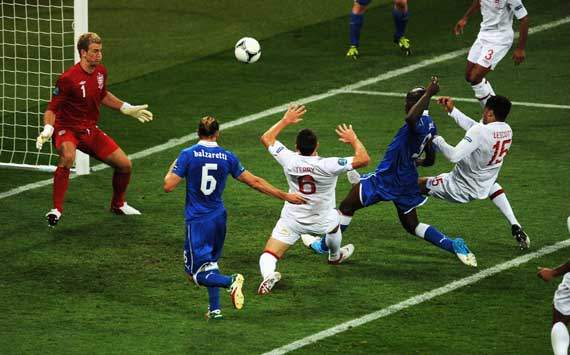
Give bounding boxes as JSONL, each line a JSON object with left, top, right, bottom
{"left": 0, "top": 0, "right": 89, "bottom": 174}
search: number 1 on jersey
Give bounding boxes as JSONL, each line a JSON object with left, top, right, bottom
{"left": 201, "top": 163, "right": 218, "bottom": 195}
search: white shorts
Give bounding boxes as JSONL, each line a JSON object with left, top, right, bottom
{"left": 426, "top": 173, "right": 474, "bottom": 204}
{"left": 270, "top": 209, "right": 340, "bottom": 245}
{"left": 467, "top": 38, "right": 512, "bottom": 70}
{"left": 554, "top": 274, "right": 570, "bottom": 316}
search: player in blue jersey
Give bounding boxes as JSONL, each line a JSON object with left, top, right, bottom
{"left": 347, "top": 0, "right": 412, "bottom": 59}
{"left": 303, "top": 77, "right": 477, "bottom": 267}
{"left": 163, "top": 116, "right": 306, "bottom": 320}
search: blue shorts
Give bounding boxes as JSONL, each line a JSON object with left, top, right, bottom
{"left": 360, "top": 173, "right": 427, "bottom": 214}
{"left": 356, "top": 0, "right": 372, "bottom": 5}
{"left": 183, "top": 209, "right": 227, "bottom": 275}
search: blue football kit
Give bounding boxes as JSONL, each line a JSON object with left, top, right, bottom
{"left": 172, "top": 140, "right": 245, "bottom": 275}
{"left": 360, "top": 111, "right": 437, "bottom": 213}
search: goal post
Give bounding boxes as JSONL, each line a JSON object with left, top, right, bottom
{"left": 0, "top": 0, "right": 90, "bottom": 175}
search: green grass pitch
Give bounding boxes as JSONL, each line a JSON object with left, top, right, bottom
{"left": 1, "top": 1, "right": 570, "bottom": 354}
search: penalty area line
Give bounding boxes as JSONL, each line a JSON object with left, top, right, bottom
{"left": 1, "top": 15, "right": 570, "bottom": 201}
{"left": 334, "top": 90, "right": 570, "bottom": 110}
{"left": 263, "top": 239, "right": 570, "bottom": 355}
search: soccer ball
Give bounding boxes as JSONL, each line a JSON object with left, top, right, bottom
{"left": 234, "top": 37, "right": 261, "bottom": 64}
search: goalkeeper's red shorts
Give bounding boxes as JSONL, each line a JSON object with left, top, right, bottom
{"left": 53, "top": 126, "right": 119, "bottom": 160}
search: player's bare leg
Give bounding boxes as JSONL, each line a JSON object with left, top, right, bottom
{"left": 46, "top": 141, "right": 77, "bottom": 226}
{"left": 551, "top": 307, "right": 570, "bottom": 355}
{"left": 104, "top": 148, "right": 140, "bottom": 215}
{"left": 258, "top": 238, "right": 289, "bottom": 295}
{"left": 418, "top": 177, "right": 429, "bottom": 195}
{"left": 466, "top": 62, "right": 494, "bottom": 107}
{"left": 397, "top": 207, "right": 477, "bottom": 267}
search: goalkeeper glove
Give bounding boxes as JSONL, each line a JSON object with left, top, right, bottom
{"left": 120, "top": 102, "right": 153, "bottom": 123}
{"left": 36, "top": 124, "right": 54, "bottom": 150}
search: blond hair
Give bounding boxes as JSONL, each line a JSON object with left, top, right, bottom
{"left": 77, "top": 32, "right": 102, "bottom": 55}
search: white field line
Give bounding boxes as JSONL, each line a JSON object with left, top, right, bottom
{"left": 2, "top": 16, "right": 570, "bottom": 201}
{"left": 263, "top": 239, "right": 570, "bottom": 355}
{"left": 335, "top": 89, "right": 570, "bottom": 110}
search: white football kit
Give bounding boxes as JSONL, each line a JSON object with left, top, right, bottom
{"left": 429, "top": 107, "right": 513, "bottom": 203}
{"left": 467, "top": 0, "right": 528, "bottom": 69}
{"left": 554, "top": 273, "right": 570, "bottom": 316}
{"left": 268, "top": 140, "right": 354, "bottom": 245}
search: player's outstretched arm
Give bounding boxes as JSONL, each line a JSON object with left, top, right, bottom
{"left": 513, "top": 15, "right": 529, "bottom": 65}
{"left": 237, "top": 170, "right": 306, "bottom": 205}
{"left": 102, "top": 91, "right": 153, "bottom": 123}
{"left": 432, "top": 125, "right": 481, "bottom": 163}
{"left": 36, "top": 110, "right": 56, "bottom": 150}
{"left": 260, "top": 105, "right": 306, "bottom": 148}
{"left": 163, "top": 159, "right": 182, "bottom": 192}
{"left": 454, "top": 0, "right": 480, "bottom": 35}
{"left": 405, "top": 76, "right": 439, "bottom": 127}
{"left": 538, "top": 261, "right": 570, "bottom": 282}
{"left": 335, "top": 124, "right": 370, "bottom": 169}
{"left": 437, "top": 96, "right": 477, "bottom": 131}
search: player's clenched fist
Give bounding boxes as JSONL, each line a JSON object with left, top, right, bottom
{"left": 120, "top": 102, "right": 153, "bottom": 123}
{"left": 36, "top": 124, "right": 54, "bottom": 150}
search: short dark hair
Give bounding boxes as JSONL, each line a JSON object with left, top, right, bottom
{"left": 296, "top": 129, "right": 318, "bottom": 156}
{"left": 405, "top": 86, "right": 426, "bottom": 105}
{"left": 485, "top": 95, "right": 512, "bottom": 121}
{"left": 77, "top": 32, "right": 101, "bottom": 55}
{"left": 198, "top": 116, "right": 219, "bottom": 137}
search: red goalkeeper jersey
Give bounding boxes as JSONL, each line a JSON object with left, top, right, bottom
{"left": 47, "top": 63, "right": 108, "bottom": 130}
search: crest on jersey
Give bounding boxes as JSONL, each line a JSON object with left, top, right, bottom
{"left": 97, "top": 72, "right": 104, "bottom": 90}
{"left": 337, "top": 158, "right": 347, "bottom": 166}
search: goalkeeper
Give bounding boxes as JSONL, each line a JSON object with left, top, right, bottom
{"left": 36, "top": 32, "right": 153, "bottom": 226}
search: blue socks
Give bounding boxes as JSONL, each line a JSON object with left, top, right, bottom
{"left": 392, "top": 8, "right": 409, "bottom": 42}
{"left": 424, "top": 226, "right": 455, "bottom": 254}
{"left": 195, "top": 269, "right": 232, "bottom": 288}
{"left": 207, "top": 287, "right": 220, "bottom": 311}
{"left": 350, "top": 13, "right": 364, "bottom": 46}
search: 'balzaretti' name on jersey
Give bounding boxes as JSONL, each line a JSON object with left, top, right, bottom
{"left": 193, "top": 149, "right": 228, "bottom": 160}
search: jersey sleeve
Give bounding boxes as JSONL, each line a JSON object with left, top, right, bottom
{"left": 449, "top": 107, "right": 477, "bottom": 132}
{"left": 432, "top": 125, "right": 483, "bottom": 164}
{"left": 46, "top": 75, "right": 71, "bottom": 112}
{"left": 172, "top": 150, "right": 190, "bottom": 178}
{"left": 508, "top": 0, "right": 528, "bottom": 19}
{"left": 319, "top": 157, "right": 354, "bottom": 176}
{"left": 228, "top": 151, "right": 246, "bottom": 179}
{"left": 268, "top": 140, "right": 295, "bottom": 167}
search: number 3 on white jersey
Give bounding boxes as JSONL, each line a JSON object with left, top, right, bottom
{"left": 201, "top": 163, "right": 217, "bottom": 195}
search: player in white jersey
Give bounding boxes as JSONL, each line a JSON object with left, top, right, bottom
{"left": 257, "top": 105, "right": 370, "bottom": 295}
{"left": 418, "top": 95, "right": 530, "bottom": 249}
{"left": 538, "top": 256, "right": 570, "bottom": 355}
{"left": 454, "top": 0, "right": 529, "bottom": 107}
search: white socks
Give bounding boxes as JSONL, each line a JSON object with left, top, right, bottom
{"left": 340, "top": 213, "right": 352, "bottom": 228}
{"left": 414, "top": 223, "right": 430, "bottom": 239}
{"left": 259, "top": 252, "right": 278, "bottom": 280}
{"left": 552, "top": 322, "right": 569, "bottom": 355}
{"left": 471, "top": 78, "right": 495, "bottom": 107}
{"left": 489, "top": 183, "right": 520, "bottom": 227}
{"left": 325, "top": 228, "right": 342, "bottom": 261}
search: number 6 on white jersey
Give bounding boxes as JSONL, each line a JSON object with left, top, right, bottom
{"left": 201, "top": 163, "right": 218, "bottom": 195}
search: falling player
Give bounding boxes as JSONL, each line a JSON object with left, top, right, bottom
{"left": 454, "top": 0, "right": 529, "bottom": 107}
{"left": 347, "top": 0, "right": 412, "bottom": 59}
{"left": 163, "top": 116, "right": 305, "bottom": 319}
{"left": 36, "top": 32, "right": 154, "bottom": 226}
{"left": 304, "top": 77, "right": 477, "bottom": 267}
{"left": 418, "top": 95, "right": 530, "bottom": 249}
{"left": 257, "top": 105, "right": 370, "bottom": 295}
